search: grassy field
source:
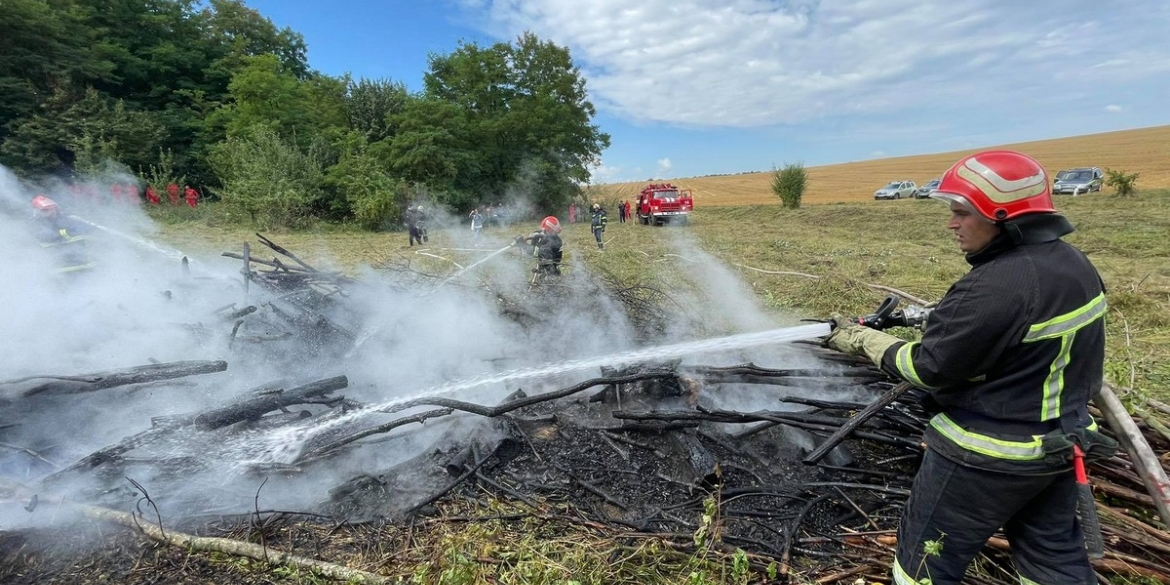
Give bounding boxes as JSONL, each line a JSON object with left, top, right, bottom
{"left": 594, "top": 124, "right": 1170, "bottom": 206}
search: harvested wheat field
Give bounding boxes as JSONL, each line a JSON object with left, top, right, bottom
{"left": 600, "top": 124, "right": 1170, "bottom": 206}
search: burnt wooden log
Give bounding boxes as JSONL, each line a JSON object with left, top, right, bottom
{"left": 803, "top": 381, "right": 914, "bottom": 466}
{"left": 256, "top": 233, "right": 320, "bottom": 273}
{"left": 194, "top": 375, "right": 348, "bottom": 430}
{"left": 0, "top": 360, "right": 228, "bottom": 402}
{"left": 222, "top": 252, "right": 315, "bottom": 273}
{"left": 665, "top": 430, "right": 719, "bottom": 486}
{"left": 297, "top": 407, "right": 455, "bottom": 463}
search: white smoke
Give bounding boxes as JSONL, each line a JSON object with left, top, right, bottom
{"left": 1, "top": 163, "right": 848, "bottom": 528}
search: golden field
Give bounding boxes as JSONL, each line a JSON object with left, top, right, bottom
{"left": 599, "top": 124, "right": 1170, "bottom": 206}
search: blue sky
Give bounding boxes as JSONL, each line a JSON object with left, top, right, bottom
{"left": 244, "top": 0, "right": 1170, "bottom": 184}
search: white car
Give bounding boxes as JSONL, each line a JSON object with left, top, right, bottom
{"left": 874, "top": 180, "right": 917, "bottom": 200}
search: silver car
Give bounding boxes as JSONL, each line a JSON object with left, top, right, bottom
{"left": 874, "top": 180, "right": 917, "bottom": 200}
{"left": 1053, "top": 167, "right": 1103, "bottom": 195}
{"left": 914, "top": 178, "right": 941, "bottom": 199}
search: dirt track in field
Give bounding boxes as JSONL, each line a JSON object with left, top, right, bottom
{"left": 599, "top": 124, "right": 1170, "bottom": 206}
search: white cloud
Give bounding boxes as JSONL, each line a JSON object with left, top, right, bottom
{"left": 464, "top": 0, "right": 1170, "bottom": 128}
{"left": 587, "top": 160, "right": 622, "bottom": 184}
{"left": 1105, "top": 104, "right": 1123, "bottom": 112}
{"left": 657, "top": 157, "right": 673, "bottom": 173}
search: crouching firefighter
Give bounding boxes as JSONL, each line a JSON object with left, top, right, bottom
{"left": 822, "top": 150, "right": 1117, "bottom": 585}
{"left": 513, "top": 216, "right": 563, "bottom": 283}
{"left": 32, "top": 195, "right": 95, "bottom": 273}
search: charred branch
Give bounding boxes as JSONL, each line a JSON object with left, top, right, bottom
{"left": 1, "top": 360, "right": 228, "bottom": 401}
{"left": 194, "top": 376, "right": 349, "bottom": 430}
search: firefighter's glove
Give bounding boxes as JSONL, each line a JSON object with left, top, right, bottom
{"left": 1040, "top": 428, "right": 1119, "bottom": 468}
{"left": 824, "top": 318, "right": 900, "bottom": 367}
{"left": 513, "top": 235, "right": 525, "bottom": 247}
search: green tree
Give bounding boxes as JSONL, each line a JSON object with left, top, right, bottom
{"left": 345, "top": 77, "right": 409, "bottom": 143}
{"left": 771, "top": 162, "right": 807, "bottom": 209}
{"left": 416, "top": 32, "right": 609, "bottom": 212}
{"left": 381, "top": 98, "right": 468, "bottom": 195}
{"left": 0, "top": 0, "right": 310, "bottom": 183}
{"left": 0, "top": 0, "right": 111, "bottom": 142}
{"left": 209, "top": 54, "right": 346, "bottom": 148}
{"left": 1, "top": 86, "right": 165, "bottom": 174}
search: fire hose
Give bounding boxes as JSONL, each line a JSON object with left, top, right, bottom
{"left": 809, "top": 294, "right": 1105, "bottom": 558}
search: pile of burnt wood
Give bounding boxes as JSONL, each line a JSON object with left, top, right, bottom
{"left": 6, "top": 351, "right": 1167, "bottom": 583}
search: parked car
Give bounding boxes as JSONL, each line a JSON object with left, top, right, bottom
{"left": 914, "top": 178, "right": 941, "bottom": 199}
{"left": 874, "top": 180, "right": 917, "bottom": 200}
{"left": 1053, "top": 167, "right": 1104, "bottom": 195}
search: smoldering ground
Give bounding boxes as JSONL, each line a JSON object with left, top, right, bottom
{"left": 1, "top": 166, "right": 857, "bottom": 533}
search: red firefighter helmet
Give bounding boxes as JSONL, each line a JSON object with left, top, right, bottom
{"left": 931, "top": 150, "right": 1054, "bottom": 221}
{"left": 32, "top": 195, "right": 59, "bottom": 212}
{"left": 540, "top": 216, "right": 562, "bottom": 234}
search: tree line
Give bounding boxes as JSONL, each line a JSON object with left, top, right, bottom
{"left": 0, "top": 0, "right": 610, "bottom": 228}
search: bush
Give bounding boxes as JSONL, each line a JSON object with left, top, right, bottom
{"left": 209, "top": 126, "right": 326, "bottom": 228}
{"left": 1105, "top": 169, "right": 1140, "bottom": 196}
{"left": 325, "top": 134, "right": 408, "bottom": 230}
{"left": 771, "top": 162, "right": 806, "bottom": 209}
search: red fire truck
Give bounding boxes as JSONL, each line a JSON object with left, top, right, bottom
{"left": 634, "top": 183, "right": 693, "bottom": 226}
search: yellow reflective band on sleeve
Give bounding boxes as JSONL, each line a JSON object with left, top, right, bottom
{"left": 1018, "top": 573, "right": 1042, "bottom": 585}
{"left": 1023, "top": 293, "right": 1106, "bottom": 342}
{"left": 1023, "top": 293, "right": 1106, "bottom": 422}
{"left": 893, "top": 556, "right": 926, "bottom": 585}
{"left": 895, "top": 342, "right": 932, "bottom": 388}
{"left": 930, "top": 414, "right": 1045, "bottom": 460}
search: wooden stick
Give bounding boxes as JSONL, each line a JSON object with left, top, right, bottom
{"left": 1, "top": 360, "right": 227, "bottom": 401}
{"left": 1095, "top": 384, "right": 1170, "bottom": 528}
{"left": 802, "top": 381, "right": 915, "bottom": 465}
{"left": 732, "top": 263, "right": 933, "bottom": 306}
{"left": 0, "top": 478, "right": 389, "bottom": 584}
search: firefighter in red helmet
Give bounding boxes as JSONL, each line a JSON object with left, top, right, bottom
{"left": 822, "top": 150, "right": 1115, "bottom": 585}
{"left": 31, "top": 195, "right": 94, "bottom": 272}
{"left": 514, "top": 216, "right": 563, "bottom": 280}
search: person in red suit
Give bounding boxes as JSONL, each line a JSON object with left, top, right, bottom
{"left": 166, "top": 183, "right": 180, "bottom": 205}
{"left": 184, "top": 186, "right": 199, "bottom": 208}
{"left": 145, "top": 185, "right": 161, "bottom": 205}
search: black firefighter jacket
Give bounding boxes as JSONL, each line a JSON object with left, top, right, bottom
{"left": 878, "top": 214, "right": 1107, "bottom": 473}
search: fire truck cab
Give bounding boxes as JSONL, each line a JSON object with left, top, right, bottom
{"left": 635, "top": 183, "right": 693, "bottom": 226}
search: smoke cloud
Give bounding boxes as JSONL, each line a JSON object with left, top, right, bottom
{"left": 1, "top": 163, "right": 851, "bottom": 530}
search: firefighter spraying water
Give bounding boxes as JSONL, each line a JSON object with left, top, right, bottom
{"left": 30, "top": 195, "right": 96, "bottom": 273}
{"left": 821, "top": 150, "right": 1117, "bottom": 584}
{"left": 512, "top": 215, "right": 563, "bottom": 285}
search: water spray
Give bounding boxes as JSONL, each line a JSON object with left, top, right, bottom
{"left": 252, "top": 321, "right": 832, "bottom": 464}
{"left": 68, "top": 213, "right": 188, "bottom": 262}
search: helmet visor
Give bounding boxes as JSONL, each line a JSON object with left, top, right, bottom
{"left": 931, "top": 191, "right": 994, "bottom": 223}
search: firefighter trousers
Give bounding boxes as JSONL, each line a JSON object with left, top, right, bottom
{"left": 894, "top": 448, "right": 1094, "bottom": 585}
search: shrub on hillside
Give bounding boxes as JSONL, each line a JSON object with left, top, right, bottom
{"left": 1105, "top": 168, "right": 1140, "bottom": 196}
{"left": 771, "top": 162, "right": 806, "bottom": 209}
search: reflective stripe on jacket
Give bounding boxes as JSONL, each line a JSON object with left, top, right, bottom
{"left": 591, "top": 210, "right": 606, "bottom": 230}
